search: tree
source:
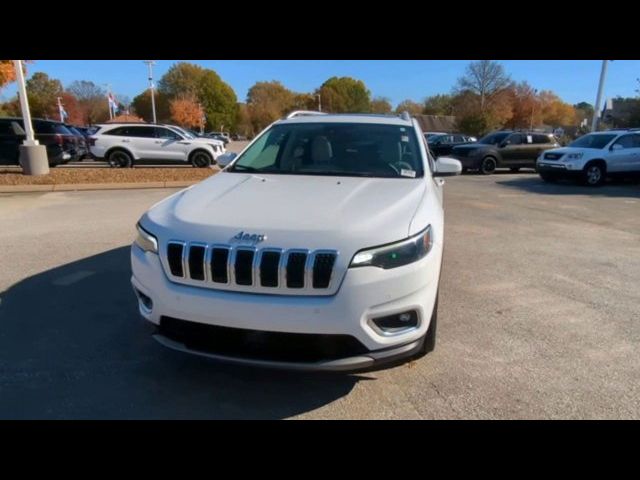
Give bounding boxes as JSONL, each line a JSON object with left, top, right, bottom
{"left": 66, "top": 80, "right": 110, "bottom": 125}
{"left": 370, "top": 97, "right": 392, "bottom": 114}
{"left": 58, "top": 92, "right": 84, "bottom": 124}
{"left": 131, "top": 89, "right": 170, "bottom": 123}
{"left": 539, "top": 90, "right": 576, "bottom": 126}
{"left": 158, "top": 62, "right": 206, "bottom": 98}
{"left": 235, "top": 103, "right": 254, "bottom": 137}
{"left": 316, "top": 77, "right": 371, "bottom": 113}
{"left": 423, "top": 94, "right": 454, "bottom": 115}
{"left": 574, "top": 102, "right": 594, "bottom": 125}
{"left": 0, "top": 60, "right": 32, "bottom": 91}
{"left": 504, "top": 82, "right": 540, "bottom": 129}
{"left": 246, "top": 81, "right": 296, "bottom": 132}
{"left": 25, "top": 72, "right": 63, "bottom": 118}
{"left": 395, "top": 99, "right": 423, "bottom": 115}
{"left": 456, "top": 60, "right": 512, "bottom": 112}
{"left": 170, "top": 95, "right": 204, "bottom": 129}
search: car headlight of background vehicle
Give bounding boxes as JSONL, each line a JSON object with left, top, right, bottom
{"left": 350, "top": 226, "right": 433, "bottom": 269}
{"left": 565, "top": 152, "right": 583, "bottom": 160}
{"left": 135, "top": 223, "right": 158, "bottom": 254}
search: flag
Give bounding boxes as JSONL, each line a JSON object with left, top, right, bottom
{"left": 108, "top": 93, "right": 119, "bottom": 114}
{"left": 58, "top": 98, "right": 68, "bottom": 121}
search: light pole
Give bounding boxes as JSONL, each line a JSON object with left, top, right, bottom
{"left": 530, "top": 88, "right": 538, "bottom": 130}
{"left": 591, "top": 60, "right": 610, "bottom": 132}
{"left": 103, "top": 83, "right": 113, "bottom": 120}
{"left": 13, "top": 60, "right": 49, "bottom": 175}
{"left": 316, "top": 94, "right": 322, "bottom": 112}
{"left": 144, "top": 60, "right": 157, "bottom": 123}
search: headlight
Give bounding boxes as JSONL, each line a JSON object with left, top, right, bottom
{"left": 566, "top": 153, "right": 583, "bottom": 160}
{"left": 350, "top": 226, "right": 433, "bottom": 269}
{"left": 135, "top": 223, "right": 158, "bottom": 254}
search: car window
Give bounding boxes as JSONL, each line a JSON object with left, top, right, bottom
{"left": 453, "top": 135, "right": 465, "bottom": 143}
{"left": 103, "top": 127, "right": 127, "bottom": 136}
{"left": 231, "top": 122, "right": 424, "bottom": 178}
{"left": 506, "top": 134, "right": 522, "bottom": 145}
{"left": 633, "top": 135, "right": 640, "bottom": 148}
{"left": 613, "top": 134, "right": 636, "bottom": 149}
{"left": 154, "top": 127, "right": 182, "bottom": 140}
{"left": 533, "top": 134, "right": 550, "bottom": 144}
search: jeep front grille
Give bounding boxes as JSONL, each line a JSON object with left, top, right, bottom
{"left": 164, "top": 241, "right": 339, "bottom": 294}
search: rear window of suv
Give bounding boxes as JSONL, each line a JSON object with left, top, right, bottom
{"left": 31, "top": 121, "right": 72, "bottom": 135}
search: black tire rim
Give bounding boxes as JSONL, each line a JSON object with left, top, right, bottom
{"left": 586, "top": 165, "right": 602, "bottom": 185}
{"left": 193, "top": 153, "right": 210, "bottom": 168}
{"left": 482, "top": 158, "right": 496, "bottom": 173}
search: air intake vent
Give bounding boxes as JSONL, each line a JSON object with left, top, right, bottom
{"left": 286, "top": 252, "right": 307, "bottom": 289}
{"left": 188, "top": 245, "right": 206, "bottom": 280}
{"left": 210, "top": 247, "right": 230, "bottom": 283}
{"left": 167, "top": 242, "right": 184, "bottom": 277}
{"left": 260, "top": 251, "right": 281, "bottom": 287}
{"left": 313, "top": 253, "right": 336, "bottom": 288}
{"left": 234, "top": 249, "right": 255, "bottom": 286}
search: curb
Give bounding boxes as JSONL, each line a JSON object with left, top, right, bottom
{"left": 0, "top": 181, "right": 198, "bottom": 194}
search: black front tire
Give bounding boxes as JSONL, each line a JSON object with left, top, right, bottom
{"left": 191, "top": 151, "right": 212, "bottom": 168}
{"left": 107, "top": 150, "right": 133, "bottom": 168}
{"left": 479, "top": 156, "right": 497, "bottom": 175}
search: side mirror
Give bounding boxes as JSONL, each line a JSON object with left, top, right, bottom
{"left": 433, "top": 157, "right": 462, "bottom": 177}
{"left": 499, "top": 141, "right": 509, "bottom": 148}
{"left": 216, "top": 151, "right": 237, "bottom": 168}
{"left": 611, "top": 143, "right": 623, "bottom": 151}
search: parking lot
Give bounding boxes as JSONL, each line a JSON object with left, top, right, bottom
{"left": 0, "top": 172, "right": 639, "bottom": 419}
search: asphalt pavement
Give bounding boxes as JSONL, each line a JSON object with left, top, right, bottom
{"left": 0, "top": 172, "right": 638, "bottom": 419}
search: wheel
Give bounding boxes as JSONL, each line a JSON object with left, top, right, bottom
{"left": 479, "top": 156, "right": 497, "bottom": 175}
{"left": 540, "top": 173, "right": 557, "bottom": 183}
{"left": 107, "top": 150, "right": 132, "bottom": 168}
{"left": 191, "top": 150, "right": 212, "bottom": 168}
{"left": 510, "top": 167, "right": 520, "bottom": 173}
{"left": 461, "top": 167, "right": 468, "bottom": 174}
{"left": 582, "top": 162, "right": 606, "bottom": 187}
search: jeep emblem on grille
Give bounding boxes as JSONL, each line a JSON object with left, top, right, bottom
{"left": 232, "top": 231, "right": 267, "bottom": 244}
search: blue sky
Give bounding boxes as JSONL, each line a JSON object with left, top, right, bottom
{"left": 2, "top": 60, "right": 638, "bottom": 107}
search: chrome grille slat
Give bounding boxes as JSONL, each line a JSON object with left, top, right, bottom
{"left": 163, "top": 241, "right": 338, "bottom": 294}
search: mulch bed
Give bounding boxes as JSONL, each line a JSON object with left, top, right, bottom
{"left": 0, "top": 167, "right": 218, "bottom": 185}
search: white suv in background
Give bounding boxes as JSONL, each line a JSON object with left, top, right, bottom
{"left": 131, "top": 111, "right": 462, "bottom": 371}
{"left": 89, "top": 124, "right": 225, "bottom": 168}
{"left": 537, "top": 129, "right": 640, "bottom": 186}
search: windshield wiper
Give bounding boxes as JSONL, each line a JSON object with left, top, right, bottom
{"left": 230, "top": 165, "right": 259, "bottom": 172}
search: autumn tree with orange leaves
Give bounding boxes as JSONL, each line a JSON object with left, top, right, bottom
{"left": 170, "top": 95, "right": 204, "bottom": 130}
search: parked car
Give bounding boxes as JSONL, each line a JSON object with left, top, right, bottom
{"left": 536, "top": 129, "right": 640, "bottom": 186}
{"left": 449, "top": 130, "right": 560, "bottom": 174}
{"left": 206, "top": 133, "right": 230, "bottom": 145}
{"left": 427, "top": 133, "right": 476, "bottom": 158}
{"left": 0, "top": 117, "right": 76, "bottom": 167}
{"left": 231, "top": 133, "right": 249, "bottom": 141}
{"left": 65, "top": 125, "right": 90, "bottom": 160}
{"left": 89, "top": 123, "right": 224, "bottom": 168}
{"left": 131, "top": 112, "right": 462, "bottom": 371}
{"left": 169, "top": 126, "right": 226, "bottom": 154}
{"left": 423, "top": 131, "right": 448, "bottom": 141}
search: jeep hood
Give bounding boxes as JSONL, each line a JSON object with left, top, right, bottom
{"left": 144, "top": 172, "right": 427, "bottom": 253}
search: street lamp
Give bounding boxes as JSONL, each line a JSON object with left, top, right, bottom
{"left": 144, "top": 60, "right": 157, "bottom": 123}
{"left": 530, "top": 88, "right": 538, "bottom": 130}
{"left": 13, "top": 60, "right": 49, "bottom": 176}
{"left": 316, "top": 94, "right": 322, "bottom": 112}
{"left": 591, "top": 60, "right": 610, "bottom": 132}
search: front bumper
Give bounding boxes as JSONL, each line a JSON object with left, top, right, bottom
{"left": 537, "top": 162, "right": 583, "bottom": 177}
{"left": 131, "top": 242, "right": 441, "bottom": 370}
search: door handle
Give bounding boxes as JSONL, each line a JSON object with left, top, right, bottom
{"left": 155, "top": 141, "right": 163, "bottom": 144}
{"left": 122, "top": 139, "right": 130, "bottom": 143}
{"left": 178, "top": 141, "right": 190, "bottom": 145}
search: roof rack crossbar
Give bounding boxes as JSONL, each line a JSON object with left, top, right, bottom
{"left": 285, "top": 110, "right": 327, "bottom": 119}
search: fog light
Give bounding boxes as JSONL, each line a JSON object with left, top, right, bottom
{"left": 371, "top": 310, "right": 418, "bottom": 335}
{"left": 135, "top": 288, "right": 153, "bottom": 313}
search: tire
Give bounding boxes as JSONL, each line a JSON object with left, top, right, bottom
{"left": 461, "top": 167, "right": 468, "bottom": 174}
{"left": 413, "top": 294, "right": 438, "bottom": 359}
{"left": 540, "top": 173, "right": 557, "bottom": 183}
{"left": 190, "top": 150, "right": 212, "bottom": 168}
{"left": 479, "top": 156, "right": 497, "bottom": 175}
{"left": 582, "top": 161, "right": 606, "bottom": 187}
{"left": 107, "top": 150, "right": 133, "bottom": 168}
{"left": 510, "top": 167, "right": 520, "bottom": 173}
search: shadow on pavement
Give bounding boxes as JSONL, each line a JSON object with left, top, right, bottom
{"left": 496, "top": 176, "right": 640, "bottom": 198}
{"left": 0, "top": 247, "right": 363, "bottom": 419}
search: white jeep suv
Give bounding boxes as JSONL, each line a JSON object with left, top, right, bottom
{"left": 131, "top": 111, "right": 462, "bottom": 371}
{"left": 89, "top": 123, "right": 225, "bottom": 168}
{"left": 537, "top": 129, "right": 640, "bottom": 186}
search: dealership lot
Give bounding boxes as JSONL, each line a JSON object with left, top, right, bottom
{"left": 0, "top": 173, "right": 639, "bottom": 419}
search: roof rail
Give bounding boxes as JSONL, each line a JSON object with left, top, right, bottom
{"left": 399, "top": 111, "right": 411, "bottom": 122}
{"left": 285, "top": 110, "right": 327, "bottom": 119}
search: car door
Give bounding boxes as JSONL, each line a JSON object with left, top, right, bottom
{"left": 124, "top": 126, "right": 159, "bottom": 160}
{"left": 606, "top": 134, "right": 638, "bottom": 172}
{"left": 152, "top": 127, "right": 190, "bottom": 162}
{"left": 630, "top": 134, "right": 640, "bottom": 173}
{"left": 499, "top": 133, "right": 523, "bottom": 166}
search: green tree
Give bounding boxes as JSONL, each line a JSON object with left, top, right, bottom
{"left": 370, "top": 97, "right": 392, "bottom": 114}
{"left": 131, "top": 89, "right": 171, "bottom": 123}
{"left": 158, "top": 62, "right": 206, "bottom": 98}
{"left": 395, "top": 99, "right": 423, "bottom": 115}
{"left": 423, "top": 94, "right": 454, "bottom": 115}
{"left": 246, "top": 81, "right": 296, "bottom": 132}
{"left": 316, "top": 76, "right": 370, "bottom": 113}
{"left": 25, "top": 72, "right": 63, "bottom": 118}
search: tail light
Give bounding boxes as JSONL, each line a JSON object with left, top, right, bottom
{"left": 87, "top": 137, "right": 96, "bottom": 146}
{"left": 54, "top": 134, "right": 64, "bottom": 145}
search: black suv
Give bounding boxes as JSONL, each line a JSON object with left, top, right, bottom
{"left": 450, "top": 131, "right": 560, "bottom": 174}
{"left": 0, "top": 118, "right": 77, "bottom": 167}
{"left": 427, "top": 133, "right": 476, "bottom": 158}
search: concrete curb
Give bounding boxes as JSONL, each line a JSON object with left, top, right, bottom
{"left": 0, "top": 181, "right": 198, "bottom": 193}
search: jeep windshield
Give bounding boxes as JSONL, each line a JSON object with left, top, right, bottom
{"left": 477, "top": 132, "right": 510, "bottom": 145}
{"left": 569, "top": 134, "right": 617, "bottom": 149}
{"left": 228, "top": 123, "right": 424, "bottom": 178}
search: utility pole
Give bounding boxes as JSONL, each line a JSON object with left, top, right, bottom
{"left": 104, "top": 83, "right": 113, "bottom": 120}
{"left": 13, "top": 60, "right": 49, "bottom": 175}
{"left": 530, "top": 88, "right": 538, "bottom": 131}
{"left": 591, "top": 60, "right": 610, "bottom": 132}
{"left": 144, "top": 60, "right": 157, "bottom": 123}
{"left": 317, "top": 94, "right": 322, "bottom": 112}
